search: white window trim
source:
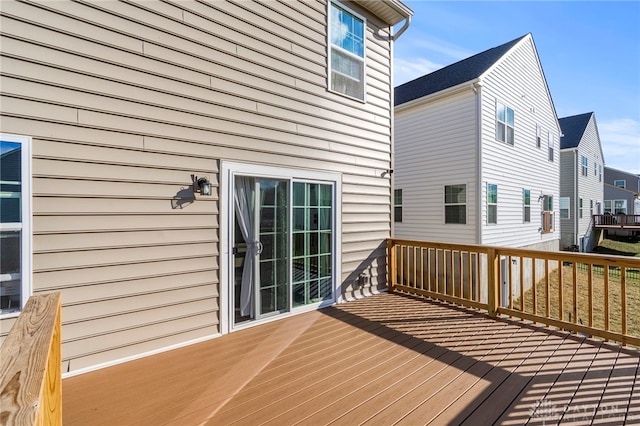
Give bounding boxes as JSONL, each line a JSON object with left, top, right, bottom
{"left": 559, "top": 197, "right": 570, "bottom": 220}
{"left": 614, "top": 180, "right": 626, "bottom": 189}
{"left": 523, "top": 189, "right": 531, "bottom": 223}
{"left": 327, "top": 0, "right": 367, "bottom": 102}
{"left": 487, "top": 183, "right": 497, "bottom": 225}
{"left": 220, "top": 161, "right": 342, "bottom": 335}
{"left": 444, "top": 184, "right": 467, "bottom": 225}
{"left": 394, "top": 189, "right": 402, "bottom": 223}
{"left": 495, "top": 101, "right": 515, "bottom": 145}
{"left": 0, "top": 133, "right": 32, "bottom": 318}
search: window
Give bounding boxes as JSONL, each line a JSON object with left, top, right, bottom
{"left": 559, "top": 197, "right": 570, "bottom": 219}
{"left": 496, "top": 102, "right": 514, "bottom": 145}
{"left": 1, "top": 134, "right": 31, "bottom": 316}
{"left": 599, "top": 165, "right": 602, "bottom": 182}
{"left": 614, "top": 200, "right": 627, "bottom": 214}
{"left": 487, "top": 183, "right": 497, "bottom": 224}
{"left": 541, "top": 194, "right": 554, "bottom": 233}
{"left": 594, "top": 162, "right": 597, "bottom": 176}
{"left": 547, "top": 132, "right": 554, "bottom": 162}
{"left": 536, "top": 125, "right": 541, "bottom": 148}
{"left": 590, "top": 199, "right": 593, "bottom": 216}
{"left": 581, "top": 155, "right": 588, "bottom": 176}
{"left": 614, "top": 180, "right": 626, "bottom": 189}
{"left": 329, "top": 2, "right": 365, "bottom": 101}
{"left": 579, "top": 198, "right": 583, "bottom": 219}
{"left": 394, "top": 189, "right": 402, "bottom": 223}
{"left": 523, "top": 189, "right": 531, "bottom": 223}
{"left": 444, "top": 184, "right": 466, "bottom": 224}
{"left": 604, "top": 200, "right": 627, "bottom": 214}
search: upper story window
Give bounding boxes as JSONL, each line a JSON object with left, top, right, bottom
{"left": 523, "top": 189, "right": 531, "bottom": 223}
{"left": 496, "top": 102, "right": 514, "bottom": 145}
{"left": 394, "top": 189, "right": 402, "bottom": 223}
{"left": 581, "top": 155, "right": 588, "bottom": 176}
{"left": 599, "top": 165, "right": 602, "bottom": 182}
{"left": 487, "top": 183, "right": 497, "bottom": 224}
{"left": 594, "top": 162, "right": 597, "bottom": 176}
{"left": 547, "top": 132, "right": 554, "bottom": 162}
{"left": 329, "top": 2, "right": 365, "bottom": 101}
{"left": 1, "top": 134, "right": 31, "bottom": 317}
{"left": 579, "top": 198, "right": 583, "bottom": 219}
{"left": 444, "top": 184, "right": 466, "bottom": 224}
{"left": 614, "top": 180, "right": 626, "bottom": 189}
{"left": 535, "top": 124, "right": 541, "bottom": 148}
{"left": 559, "top": 197, "right": 570, "bottom": 219}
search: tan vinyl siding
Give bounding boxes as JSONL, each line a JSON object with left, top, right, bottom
{"left": 0, "top": 0, "right": 394, "bottom": 372}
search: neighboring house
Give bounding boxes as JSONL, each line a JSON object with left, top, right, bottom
{"left": 604, "top": 166, "right": 640, "bottom": 215}
{"left": 0, "top": 0, "right": 412, "bottom": 374}
{"left": 394, "top": 33, "right": 561, "bottom": 253}
{"left": 558, "top": 112, "right": 604, "bottom": 252}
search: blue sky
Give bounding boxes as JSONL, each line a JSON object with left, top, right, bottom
{"left": 393, "top": 1, "right": 640, "bottom": 174}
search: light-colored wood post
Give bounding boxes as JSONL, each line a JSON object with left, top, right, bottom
{"left": 0, "top": 293, "right": 62, "bottom": 426}
{"left": 387, "top": 238, "right": 396, "bottom": 293}
{"left": 487, "top": 247, "right": 499, "bottom": 317}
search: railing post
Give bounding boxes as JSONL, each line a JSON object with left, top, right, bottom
{"left": 487, "top": 247, "right": 499, "bottom": 317}
{"left": 0, "top": 293, "right": 62, "bottom": 426}
{"left": 387, "top": 238, "right": 396, "bottom": 293}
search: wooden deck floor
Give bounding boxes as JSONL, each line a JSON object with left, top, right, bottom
{"left": 63, "top": 292, "right": 640, "bottom": 425}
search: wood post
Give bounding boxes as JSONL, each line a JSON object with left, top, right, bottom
{"left": 0, "top": 293, "right": 62, "bottom": 426}
{"left": 487, "top": 248, "right": 499, "bottom": 317}
{"left": 387, "top": 238, "right": 396, "bottom": 293}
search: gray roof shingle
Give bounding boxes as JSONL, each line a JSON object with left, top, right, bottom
{"left": 559, "top": 112, "right": 593, "bottom": 149}
{"left": 395, "top": 34, "right": 528, "bottom": 106}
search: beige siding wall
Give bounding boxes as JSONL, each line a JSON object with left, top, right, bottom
{"left": 0, "top": 0, "right": 393, "bottom": 372}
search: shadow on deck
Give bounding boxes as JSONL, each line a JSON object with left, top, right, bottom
{"left": 63, "top": 292, "right": 640, "bottom": 425}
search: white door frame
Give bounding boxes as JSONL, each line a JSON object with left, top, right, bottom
{"left": 220, "top": 161, "right": 342, "bottom": 334}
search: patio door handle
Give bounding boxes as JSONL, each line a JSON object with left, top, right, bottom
{"left": 254, "top": 241, "right": 263, "bottom": 255}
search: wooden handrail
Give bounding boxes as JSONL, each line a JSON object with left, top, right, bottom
{"left": 0, "top": 293, "right": 62, "bottom": 426}
{"left": 387, "top": 239, "right": 640, "bottom": 348}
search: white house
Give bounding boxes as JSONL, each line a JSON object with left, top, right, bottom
{"left": 394, "top": 33, "right": 561, "bottom": 252}
{"left": 559, "top": 112, "right": 605, "bottom": 252}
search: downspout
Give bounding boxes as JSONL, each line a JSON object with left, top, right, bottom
{"left": 473, "top": 81, "right": 483, "bottom": 244}
{"left": 574, "top": 149, "right": 579, "bottom": 247}
{"left": 391, "top": 15, "right": 411, "bottom": 41}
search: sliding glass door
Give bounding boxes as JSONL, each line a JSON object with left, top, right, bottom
{"left": 231, "top": 170, "right": 336, "bottom": 328}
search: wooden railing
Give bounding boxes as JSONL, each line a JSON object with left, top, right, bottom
{"left": 593, "top": 214, "right": 640, "bottom": 228}
{"left": 388, "top": 239, "right": 640, "bottom": 347}
{"left": 0, "top": 293, "right": 62, "bottom": 426}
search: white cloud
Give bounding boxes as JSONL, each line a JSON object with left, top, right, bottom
{"left": 394, "top": 57, "right": 445, "bottom": 86}
{"left": 598, "top": 118, "right": 640, "bottom": 174}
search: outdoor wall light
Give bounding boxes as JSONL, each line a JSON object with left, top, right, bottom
{"left": 192, "top": 175, "right": 212, "bottom": 196}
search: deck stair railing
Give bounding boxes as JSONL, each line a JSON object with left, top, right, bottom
{"left": 388, "top": 239, "right": 640, "bottom": 348}
{"left": 0, "top": 293, "right": 62, "bottom": 425}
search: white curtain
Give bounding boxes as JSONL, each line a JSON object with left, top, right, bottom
{"left": 234, "top": 176, "right": 258, "bottom": 317}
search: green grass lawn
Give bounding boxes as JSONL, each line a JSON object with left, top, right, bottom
{"left": 595, "top": 238, "right": 640, "bottom": 257}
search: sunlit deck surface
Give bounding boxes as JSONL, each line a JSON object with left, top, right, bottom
{"left": 63, "top": 292, "right": 640, "bottom": 425}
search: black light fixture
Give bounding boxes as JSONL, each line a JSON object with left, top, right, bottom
{"left": 193, "top": 175, "right": 212, "bottom": 196}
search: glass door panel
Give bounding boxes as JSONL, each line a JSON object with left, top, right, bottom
{"left": 292, "top": 182, "right": 333, "bottom": 307}
{"left": 257, "top": 179, "right": 289, "bottom": 318}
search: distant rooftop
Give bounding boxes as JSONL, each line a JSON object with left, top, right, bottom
{"left": 394, "top": 34, "right": 528, "bottom": 106}
{"left": 559, "top": 112, "right": 593, "bottom": 149}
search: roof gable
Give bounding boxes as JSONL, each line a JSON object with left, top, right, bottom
{"left": 559, "top": 112, "right": 593, "bottom": 149}
{"left": 395, "top": 34, "right": 527, "bottom": 106}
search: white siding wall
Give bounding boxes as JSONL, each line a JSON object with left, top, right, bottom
{"left": 559, "top": 149, "right": 577, "bottom": 248}
{"left": 479, "top": 37, "right": 560, "bottom": 249}
{"left": 575, "top": 116, "right": 604, "bottom": 247}
{"left": 394, "top": 89, "right": 478, "bottom": 243}
{"left": 0, "top": 0, "right": 395, "bottom": 372}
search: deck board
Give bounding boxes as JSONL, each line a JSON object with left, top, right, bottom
{"left": 62, "top": 292, "right": 639, "bottom": 426}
